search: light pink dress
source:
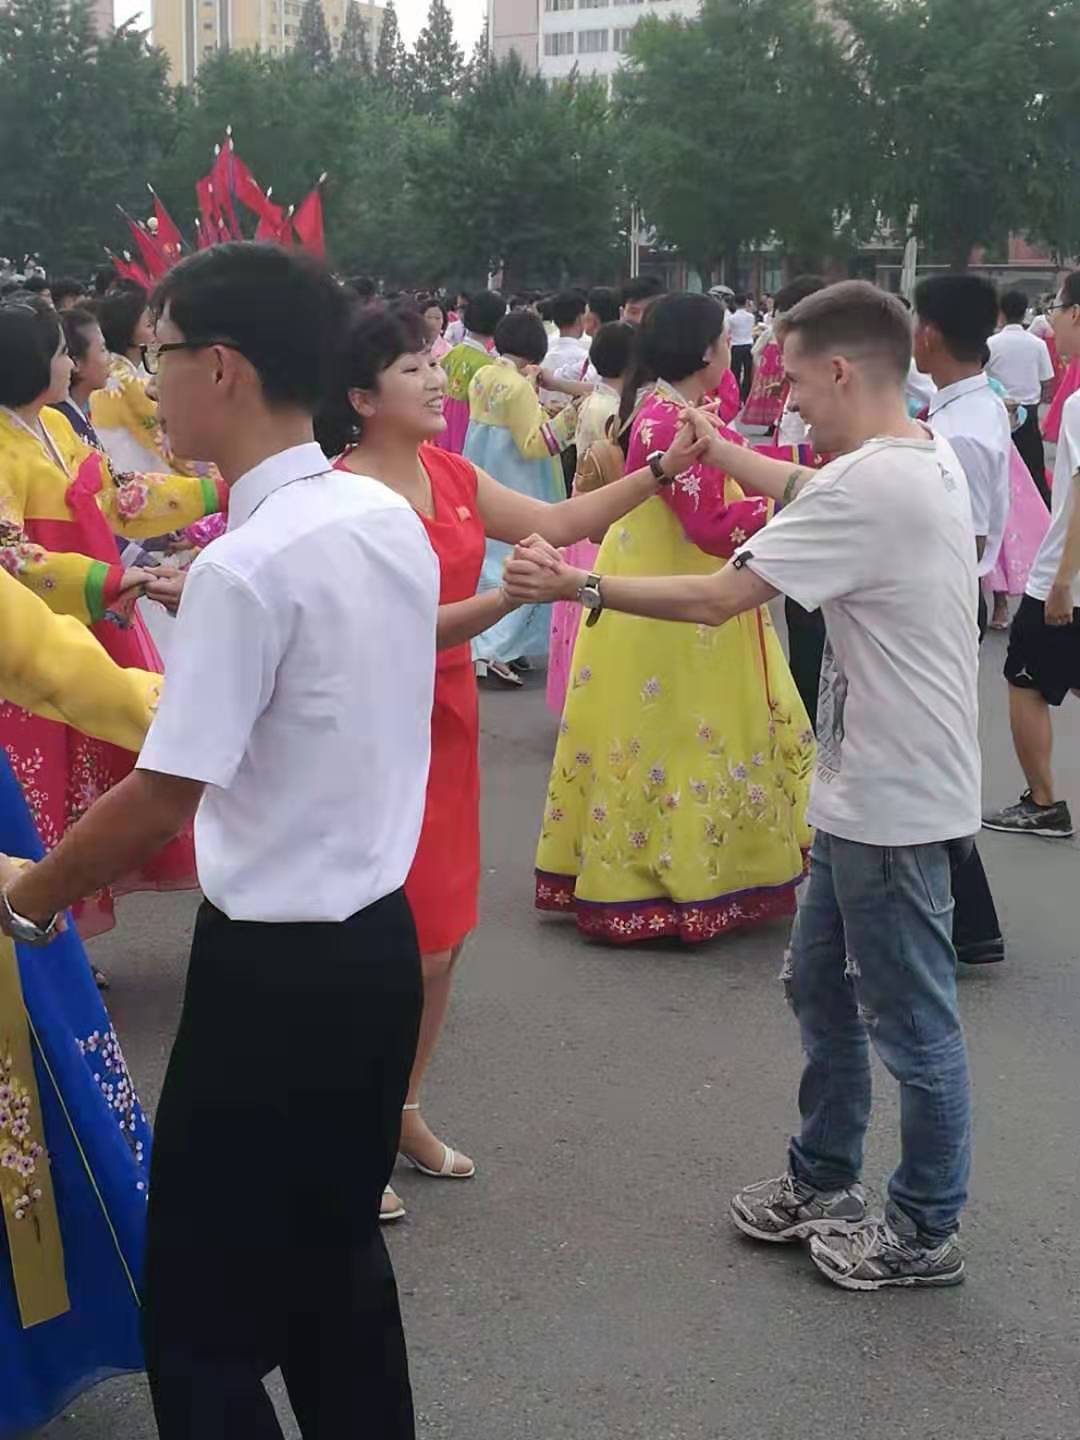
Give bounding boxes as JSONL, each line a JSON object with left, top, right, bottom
{"left": 986, "top": 446, "right": 1052, "bottom": 596}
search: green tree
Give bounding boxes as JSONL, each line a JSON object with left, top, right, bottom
{"left": 296, "top": 0, "right": 334, "bottom": 74}
{"left": 465, "top": 13, "right": 489, "bottom": 84}
{"left": 837, "top": 0, "right": 1080, "bottom": 269}
{"left": 373, "top": 0, "right": 409, "bottom": 98}
{"left": 408, "top": 55, "right": 620, "bottom": 288}
{"left": 615, "top": 0, "right": 862, "bottom": 282}
{"left": 337, "top": 0, "right": 372, "bottom": 76}
{"left": 0, "top": 0, "right": 176, "bottom": 273}
{"left": 411, "top": 0, "right": 464, "bottom": 113}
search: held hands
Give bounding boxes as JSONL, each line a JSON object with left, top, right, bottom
{"left": 144, "top": 565, "right": 188, "bottom": 615}
{"left": 502, "top": 536, "right": 583, "bottom": 606}
{"left": 668, "top": 408, "right": 733, "bottom": 473}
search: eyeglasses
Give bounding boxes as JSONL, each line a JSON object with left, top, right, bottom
{"left": 141, "top": 339, "right": 245, "bottom": 375}
{"left": 1045, "top": 300, "right": 1078, "bottom": 314}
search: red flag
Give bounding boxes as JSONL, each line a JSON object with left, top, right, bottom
{"left": 292, "top": 187, "right": 325, "bottom": 258}
{"left": 122, "top": 211, "right": 168, "bottom": 280}
{"left": 194, "top": 218, "right": 213, "bottom": 251}
{"left": 211, "top": 142, "right": 242, "bottom": 240}
{"left": 195, "top": 175, "right": 231, "bottom": 246}
{"left": 254, "top": 199, "right": 286, "bottom": 242}
{"left": 149, "top": 187, "right": 185, "bottom": 266}
{"left": 229, "top": 154, "right": 276, "bottom": 224}
{"left": 107, "top": 248, "right": 151, "bottom": 289}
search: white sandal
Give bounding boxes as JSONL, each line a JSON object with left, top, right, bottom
{"left": 380, "top": 1185, "right": 406, "bottom": 1222}
{"left": 399, "top": 1103, "right": 476, "bottom": 1179}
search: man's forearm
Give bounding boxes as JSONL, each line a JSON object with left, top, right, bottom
{"left": 6, "top": 770, "right": 202, "bottom": 926}
{"left": 716, "top": 442, "right": 811, "bottom": 503}
{"left": 594, "top": 562, "right": 777, "bottom": 628}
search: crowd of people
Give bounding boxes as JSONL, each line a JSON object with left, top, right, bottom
{"left": 0, "top": 241, "right": 1077, "bottom": 1437}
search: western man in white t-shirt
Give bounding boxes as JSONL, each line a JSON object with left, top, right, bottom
{"left": 503, "top": 281, "right": 980, "bottom": 1293}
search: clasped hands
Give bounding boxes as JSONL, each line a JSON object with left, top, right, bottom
{"left": 115, "top": 563, "right": 188, "bottom": 616}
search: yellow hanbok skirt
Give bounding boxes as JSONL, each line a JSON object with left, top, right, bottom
{"left": 535, "top": 494, "right": 814, "bottom": 944}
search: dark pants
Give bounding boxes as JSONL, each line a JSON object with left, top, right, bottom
{"left": 145, "top": 892, "right": 422, "bottom": 1439}
{"left": 1012, "top": 409, "right": 1050, "bottom": 507}
{"left": 785, "top": 597, "right": 827, "bottom": 732}
{"left": 731, "top": 344, "right": 754, "bottom": 402}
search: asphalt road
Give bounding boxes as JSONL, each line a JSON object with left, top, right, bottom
{"left": 40, "top": 621, "right": 1080, "bottom": 1440}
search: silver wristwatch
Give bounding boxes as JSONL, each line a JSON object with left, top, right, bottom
{"left": 1, "top": 889, "right": 59, "bottom": 947}
{"left": 577, "top": 572, "right": 604, "bottom": 627}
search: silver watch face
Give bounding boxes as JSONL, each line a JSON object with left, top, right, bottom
{"left": 578, "top": 583, "right": 602, "bottom": 611}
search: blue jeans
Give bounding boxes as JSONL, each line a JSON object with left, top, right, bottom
{"left": 785, "top": 830, "right": 972, "bottom": 1242}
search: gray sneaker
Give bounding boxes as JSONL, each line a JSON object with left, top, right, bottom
{"left": 983, "top": 791, "right": 1073, "bottom": 838}
{"left": 809, "top": 1218, "right": 964, "bottom": 1290}
{"left": 730, "top": 1171, "right": 867, "bottom": 1243}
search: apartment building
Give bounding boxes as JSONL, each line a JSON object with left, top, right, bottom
{"left": 490, "top": 0, "right": 699, "bottom": 79}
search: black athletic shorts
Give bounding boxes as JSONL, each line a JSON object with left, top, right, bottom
{"left": 1004, "top": 594, "right": 1080, "bottom": 706}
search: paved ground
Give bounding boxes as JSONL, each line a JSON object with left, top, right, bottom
{"left": 41, "top": 622, "right": 1080, "bottom": 1440}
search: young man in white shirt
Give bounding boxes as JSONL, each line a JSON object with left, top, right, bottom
{"left": 0, "top": 244, "right": 439, "bottom": 1435}
{"left": 984, "top": 270, "right": 1080, "bottom": 840}
{"left": 728, "top": 292, "right": 757, "bottom": 400}
{"left": 987, "top": 288, "right": 1056, "bottom": 502}
{"left": 540, "top": 289, "right": 590, "bottom": 411}
{"left": 505, "top": 281, "right": 980, "bottom": 1291}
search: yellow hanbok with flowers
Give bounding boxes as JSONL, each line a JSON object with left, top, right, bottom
{"left": 535, "top": 383, "right": 814, "bottom": 944}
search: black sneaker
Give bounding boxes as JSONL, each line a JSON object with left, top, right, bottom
{"left": 809, "top": 1218, "right": 964, "bottom": 1290}
{"left": 983, "top": 791, "right": 1074, "bottom": 838}
{"left": 730, "top": 1171, "right": 867, "bottom": 1243}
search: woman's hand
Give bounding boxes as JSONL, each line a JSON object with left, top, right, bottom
{"left": 658, "top": 413, "right": 713, "bottom": 479}
{"left": 144, "top": 566, "right": 188, "bottom": 616}
{"left": 503, "top": 536, "right": 584, "bottom": 605}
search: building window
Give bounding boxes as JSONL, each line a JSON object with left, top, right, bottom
{"left": 544, "top": 0, "right": 573, "bottom": 11}
{"left": 580, "top": 0, "right": 609, "bottom": 7}
{"left": 578, "top": 27, "right": 608, "bottom": 51}
{"left": 613, "top": 25, "right": 634, "bottom": 48}
{"left": 543, "top": 29, "right": 574, "bottom": 53}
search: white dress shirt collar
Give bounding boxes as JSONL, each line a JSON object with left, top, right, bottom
{"left": 927, "top": 372, "right": 989, "bottom": 416}
{"left": 227, "top": 442, "right": 331, "bottom": 530}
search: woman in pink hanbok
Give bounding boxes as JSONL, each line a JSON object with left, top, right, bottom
{"left": 987, "top": 443, "right": 1052, "bottom": 628}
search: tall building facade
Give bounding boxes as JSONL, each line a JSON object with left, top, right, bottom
{"left": 153, "top": 0, "right": 384, "bottom": 84}
{"left": 489, "top": 0, "right": 699, "bottom": 79}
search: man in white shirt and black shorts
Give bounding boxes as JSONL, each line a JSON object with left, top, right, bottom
{"left": 728, "top": 292, "right": 757, "bottom": 401}
{"left": 1, "top": 244, "right": 439, "bottom": 1436}
{"left": 504, "top": 281, "right": 981, "bottom": 1291}
{"left": 985, "top": 270, "right": 1080, "bottom": 840}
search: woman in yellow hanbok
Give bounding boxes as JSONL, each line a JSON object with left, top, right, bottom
{"left": 0, "top": 297, "right": 225, "bottom": 935}
{"left": 535, "top": 293, "right": 814, "bottom": 944}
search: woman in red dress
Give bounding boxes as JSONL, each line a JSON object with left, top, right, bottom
{"left": 321, "top": 305, "right": 698, "bottom": 1221}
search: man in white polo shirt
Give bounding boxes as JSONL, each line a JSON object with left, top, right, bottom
{"left": 1, "top": 244, "right": 438, "bottom": 1437}
{"left": 504, "top": 282, "right": 980, "bottom": 1291}
{"left": 728, "top": 291, "right": 757, "bottom": 401}
{"left": 985, "top": 270, "right": 1080, "bottom": 840}
{"left": 987, "top": 287, "right": 1056, "bottom": 502}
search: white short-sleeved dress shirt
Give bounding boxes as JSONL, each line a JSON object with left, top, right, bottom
{"left": 928, "top": 373, "right": 1011, "bottom": 577}
{"left": 1027, "top": 392, "right": 1080, "bottom": 607}
{"left": 138, "top": 442, "right": 439, "bottom": 923}
{"left": 986, "top": 324, "right": 1054, "bottom": 405}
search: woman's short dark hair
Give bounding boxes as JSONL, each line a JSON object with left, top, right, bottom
{"left": 417, "top": 293, "right": 448, "bottom": 328}
{"left": 315, "top": 302, "right": 427, "bottom": 455}
{"left": 494, "top": 310, "right": 548, "bottom": 366}
{"left": 96, "top": 287, "right": 149, "bottom": 356}
{"left": 152, "top": 243, "right": 349, "bottom": 412}
{"left": 914, "top": 274, "right": 999, "bottom": 362}
{"left": 1061, "top": 271, "right": 1080, "bottom": 309}
{"left": 587, "top": 286, "right": 620, "bottom": 325}
{"left": 51, "top": 276, "right": 87, "bottom": 307}
{"left": 616, "top": 292, "right": 726, "bottom": 441}
{"left": 778, "top": 280, "right": 911, "bottom": 382}
{"left": 61, "top": 305, "right": 101, "bottom": 366}
{"left": 0, "top": 295, "right": 62, "bottom": 406}
{"left": 774, "top": 274, "right": 826, "bottom": 315}
{"left": 590, "top": 320, "right": 635, "bottom": 380}
{"left": 464, "top": 290, "right": 506, "bottom": 337}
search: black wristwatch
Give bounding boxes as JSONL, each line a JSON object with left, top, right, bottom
{"left": 647, "top": 450, "right": 675, "bottom": 485}
{"left": 577, "top": 572, "right": 604, "bottom": 627}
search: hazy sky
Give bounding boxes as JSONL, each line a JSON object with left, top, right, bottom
{"left": 116, "top": 0, "right": 486, "bottom": 51}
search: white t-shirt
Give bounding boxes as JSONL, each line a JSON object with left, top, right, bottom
{"left": 139, "top": 442, "right": 439, "bottom": 923}
{"left": 986, "top": 324, "right": 1054, "bottom": 405}
{"left": 728, "top": 308, "right": 756, "bottom": 346}
{"left": 1026, "top": 392, "right": 1080, "bottom": 606}
{"left": 736, "top": 434, "right": 981, "bottom": 846}
{"left": 541, "top": 333, "right": 590, "bottom": 409}
{"left": 928, "top": 373, "right": 1011, "bottom": 577}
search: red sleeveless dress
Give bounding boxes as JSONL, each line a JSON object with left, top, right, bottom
{"left": 336, "top": 444, "right": 485, "bottom": 953}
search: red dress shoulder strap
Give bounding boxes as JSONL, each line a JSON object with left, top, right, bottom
{"left": 419, "top": 442, "right": 478, "bottom": 504}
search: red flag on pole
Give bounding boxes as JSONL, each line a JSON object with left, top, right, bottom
{"left": 148, "top": 186, "right": 185, "bottom": 266}
{"left": 106, "top": 248, "right": 151, "bottom": 289}
{"left": 292, "top": 182, "right": 326, "bottom": 258}
{"left": 211, "top": 141, "right": 242, "bottom": 240}
{"left": 254, "top": 197, "right": 287, "bottom": 242}
{"left": 229, "top": 154, "right": 277, "bottom": 225}
{"left": 120, "top": 210, "right": 168, "bottom": 280}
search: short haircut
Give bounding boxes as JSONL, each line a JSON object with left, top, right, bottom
{"left": 589, "top": 320, "right": 635, "bottom": 380}
{"left": 638, "top": 292, "right": 727, "bottom": 384}
{"left": 494, "top": 310, "right": 548, "bottom": 367}
{"left": 0, "top": 296, "right": 62, "bottom": 405}
{"left": 774, "top": 273, "right": 826, "bottom": 315}
{"left": 734, "top": 291, "right": 748, "bottom": 306}
{"left": 463, "top": 289, "right": 506, "bottom": 336}
{"left": 347, "top": 274, "right": 377, "bottom": 301}
{"left": 417, "top": 293, "right": 448, "bottom": 327}
{"left": 1061, "top": 271, "right": 1080, "bottom": 309}
{"left": 50, "top": 276, "right": 87, "bottom": 307}
{"left": 778, "top": 280, "right": 911, "bottom": 382}
{"left": 586, "top": 286, "right": 620, "bottom": 325}
{"left": 22, "top": 274, "right": 51, "bottom": 297}
{"left": 999, "top": 289, "right": 1029, "bottom": 324}
{"left": 152, "top": 242, "right": 348, "bottom": 411}
{"left": 60, "top": 305, "right": 101, "bottom": 364}
{"left": 914, "top": 274, "right": 999, "bottom": 362}
{"left": 551, "top": 289, "right": 586, "bottom": 329}
{"left": 96, "top": 287, "right": 149, "bottom": 356}
{"left": 315, "top": 301, "right": 427, "bottom": 455}
{"left": 621, "top": 274, "right": 664, "bottom": 306}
